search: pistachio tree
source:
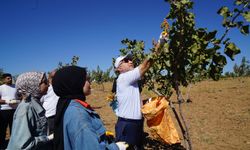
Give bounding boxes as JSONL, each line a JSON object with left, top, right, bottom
{"left": 115, "top": 0, "right": 249, "bottom": 149}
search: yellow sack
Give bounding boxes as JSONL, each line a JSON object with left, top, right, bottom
{"left": 141, "top": 96, "right": 181, "bottom": 144}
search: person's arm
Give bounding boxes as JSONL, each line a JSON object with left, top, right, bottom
{"left": 138, "top": 57, "right": 154, "bottom": 77}
{"left": 138, "top": 32, "right": 167, "bottom": 77}
{"left": 73, "top": 127, "right": 119, "bottom": 150}
{"left": 0, "top": 99, "right": 20, "bottom": 105}
{"left": 138, "top": 41, "right": 161, "bottom": 77}
{"left": 0, "top": 99, "right": 7, "bottom": 104}
{"left": 0, "top": 89, "right": 6, "bottom": 104}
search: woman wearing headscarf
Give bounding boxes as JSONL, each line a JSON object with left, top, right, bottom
{"left": 7, "top": 72, "right": 54, "bottom": 150}
{"left": 52, "top": 66, "right": 127, "bottom": 150}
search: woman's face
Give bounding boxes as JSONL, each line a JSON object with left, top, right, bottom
{"left": 83, "top": 77, "right": 91, "bottom": 96}
{"left": 39, "top": 76, "right": 49, "bottom": 96}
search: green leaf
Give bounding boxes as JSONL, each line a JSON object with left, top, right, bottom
{"left": 209, "top": 64, "right": 222, "bottom": 81}
{"left": 234, "top": 0, "right": 243, "bottom": 5}
{"left": 213, "top": 54, "right": 227, "bottom": 66}
{"left": 206, "top": 30, "right": 217, "bottom": 40}
{"left": 190, "top": 43, "right": 199, "bottom": 53}
{"left": 240, "top": 25, "right": 249, "bottom": 35}
{"left": 243, "top": 11, "right": 250, "bottom": 22}
{"left": 217, "top": 7, "right": 230, "bottom": 18}
{"left": 233, "top": 8, "right": 240, "bottom": 13}
{"left": 222, "top": 19, "right": 231, "bottom": 27}
{"left": 224, "top": 42, "right": 241, "bottom": 60}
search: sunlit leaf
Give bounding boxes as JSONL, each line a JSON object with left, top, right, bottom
{"left": 224, "top": 42, "right": 241, "bottom": 60}
{"left": 243, "top": 11, "right": 250, "bottom": 22}
{"left": 217, "top": 6, "right": 230, "bottom": 18}
{"left": 234, "top": 0, "right": 243, "bottom": 5}
{"left": 240, "top": 25, "right": 249, "bottom": 35}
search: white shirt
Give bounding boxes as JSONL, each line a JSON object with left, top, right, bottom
{"left": 40, "top": 85, "right": 59, "bottom": 117}
{"left": 116, "top": 67, "right": 142, "bottom": 119}
{"left": 0, "top": 84, "right": 17, "bottom": 110}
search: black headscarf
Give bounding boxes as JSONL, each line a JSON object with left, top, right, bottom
{"left": 52, "top": 66, "right": 87, "bottom": 150}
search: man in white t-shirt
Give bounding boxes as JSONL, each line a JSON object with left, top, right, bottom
{"left": 114, "top": 35, "right": 167, "bottom": 149}
{"left": 0, "top": 73, "right": 19, "bottom": 149}
{"left": 40, "top": 70, "right": 59, "bottom": 134}
{"left": 114, "top": 53, "right": 155, "bottom": 149}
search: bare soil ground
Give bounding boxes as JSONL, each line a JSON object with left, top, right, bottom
{"left": 88, "top": 77, "right": 250, "bottom": 150}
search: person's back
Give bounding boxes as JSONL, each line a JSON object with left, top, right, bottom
{"left": 63, "top": 100, "right": 118, "bottom": 150}
{"left": 41, "top": 85, "right": 59, "bottom": 118}
{"left": 116, "top": 67, "right": 141, "bottom": 120}
{"left": 114, "top": 54, "right": 151, "bottom": 149}
{"left": 7, "top": 97, "right": 48, "bottom": 150}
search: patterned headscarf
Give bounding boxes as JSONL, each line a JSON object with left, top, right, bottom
{"left": 16, "top": 72, "right": 45, "bottom": 99}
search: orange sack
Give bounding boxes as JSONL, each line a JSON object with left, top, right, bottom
{"left": 141, "top": 96, "right": 181, "bottom": 144}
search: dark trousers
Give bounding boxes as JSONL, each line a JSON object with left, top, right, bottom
{"left": 0, "top": 109, "right": 15, "bottom": 149}
{"left": 47, "top": 115, "right": 55, "bottom": 134}
{"left": 47, "top": 115, "right": 55, "bottom": 150}
{"left": 115, "top": 117, "right": 144, "bottom": 150}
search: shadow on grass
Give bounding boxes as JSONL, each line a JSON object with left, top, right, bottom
{"left": 143, "top": 136, "right": 186, "bottom": 150}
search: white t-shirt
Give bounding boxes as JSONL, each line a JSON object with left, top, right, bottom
{"left": 116, "top": 67, "right": 142, "bottom": 120}
{"left": 0, "top": 84, "right": 17, "bottom": 110}
{"left": 40, "top": 85, "right": 59, "bottom": 117}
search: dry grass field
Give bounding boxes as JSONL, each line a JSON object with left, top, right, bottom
{"left": 88, "top": 77, "right": 250, "bottom": 150}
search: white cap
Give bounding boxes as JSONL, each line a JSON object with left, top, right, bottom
{"left": 114, "top": 54, "right": 132, "bottom": 68}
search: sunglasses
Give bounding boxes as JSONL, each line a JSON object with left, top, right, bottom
{"left": 5, "top": 77, "right": 12, "bottom": 80}
{"left": 123, "top": 58, "right": 132, "bottom": 63}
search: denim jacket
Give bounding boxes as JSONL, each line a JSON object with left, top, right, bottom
{"left": 63, "top": 100, "right": 118, "bottom": 150}
{"left": 7, "top": 97, "right": 50, "bottom": 150}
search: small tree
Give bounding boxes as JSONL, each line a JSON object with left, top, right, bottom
{"left": 233, "top": 56, "right": 250, "bottom": 76}
{"left": 90, "top": 66, "right": 114, "bottom": 91}
{"left": 58, "top": 56, "right": 80, "bottom": 69}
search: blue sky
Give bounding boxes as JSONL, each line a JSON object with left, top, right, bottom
{"left": 0, "top": 0, "right": 249, "bottom": 76}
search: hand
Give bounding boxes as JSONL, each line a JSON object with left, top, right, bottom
{"left": 106, "top": 93, "right": 115, "bottom": 102}
{"left": 116, "top": 142, "right": 129, "bottom": 150}
{"left": 7, "top": 99, "right": 20, "bottom": 104}
{"left": 5, "top": 99, "right": 20, "bottom": 104}
{"left": 158, "top": 31, "right": 168, "bottom": 45}
{"left": 11, "top": 99, "right": 20, "bottom": 104}
{"left": 47, "top": 134, "right": 54, "bottom": 140}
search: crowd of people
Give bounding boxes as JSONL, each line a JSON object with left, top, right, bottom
{"left": 0, "top": 36, "right": 165, "bottom": 149}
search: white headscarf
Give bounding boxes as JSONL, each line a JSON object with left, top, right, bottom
{"left": 16, "top": 72, "right": 45, "bottom": 99}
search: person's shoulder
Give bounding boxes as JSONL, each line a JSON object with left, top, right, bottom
{"left": 120, "top": 67, "right": 139, "bottom": 77}
{"left": 67, "top": 101, "right": 87, "bottom": 114}
{"left": 65, "top": 101, "right": 91, "bottom": 124}
{"left": 14, "top": 101, "right": 30, "bottom": 116}
{"left": 0, "top": 84, "right": 5, "bottom": 88}
{"left": 0, "top": 84, "right": 6, "bottom": 91}
{"left": 0, "top": 84, "right": 15, "bottom": 89}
